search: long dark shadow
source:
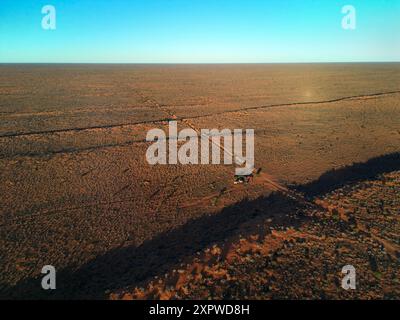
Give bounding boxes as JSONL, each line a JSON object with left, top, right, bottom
{"left": 1, "top": 152, "right": 399, "bottom": 299}
{"left": 1, "top": 193, "right": 305, "bottom": 300}
{"left": 294, "top": 152, "right": 400, "bottom": 198}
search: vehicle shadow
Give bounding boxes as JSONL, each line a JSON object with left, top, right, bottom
{"left": 1, "top": 152, "right": 399, "bottom": 299}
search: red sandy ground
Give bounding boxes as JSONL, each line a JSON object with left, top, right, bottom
{"left": 0, "top": 64, "right": 399, "bottom": 299}
{"left": 112, "top": 171, "right": 400, "bottom": 300}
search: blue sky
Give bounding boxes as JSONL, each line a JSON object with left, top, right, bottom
{"left": 0, "top": 0, "right": 399, "bottom": 63}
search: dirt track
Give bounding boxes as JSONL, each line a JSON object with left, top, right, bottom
{"left": 0, "top": 63, "right": 399, "bottom": 299}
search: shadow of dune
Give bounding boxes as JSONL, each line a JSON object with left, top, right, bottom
{"left": 1, "top": 193, "right": 305, "bottom": 300}
{"left": 295, "top": 152, "right": 400, "bottom": 199}
{"left": 1, "top": 152, "right": 400, "bottom": 300}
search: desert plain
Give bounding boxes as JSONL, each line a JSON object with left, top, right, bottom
{"left": 0, "top": 63, "right": 399, "bottom": 299}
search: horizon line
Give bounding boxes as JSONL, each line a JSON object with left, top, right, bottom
{"left": 1, "top": 61, "right": 400, "bottom": 65}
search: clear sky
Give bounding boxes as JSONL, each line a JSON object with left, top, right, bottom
{"left": 0, "top": 0, "right": 399, "bottom": 63}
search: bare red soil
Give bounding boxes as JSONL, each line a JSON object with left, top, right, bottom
{"left": 0, "top": 64, "right": 399, "bottom": 299}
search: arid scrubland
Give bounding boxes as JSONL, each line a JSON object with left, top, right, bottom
{"left": 0, "top": 63, "right": 399, "bottom": 299}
